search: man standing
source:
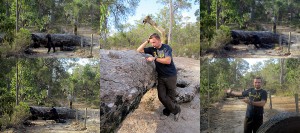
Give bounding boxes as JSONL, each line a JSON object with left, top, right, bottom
{"left": 137, "top": 33, "right": 181, "bottom": 121}
{"left": 226, "top": 77, "right": 268, "bottom": 133}
{"left": 46, "top": 34, "right": 55, "bottom": 53}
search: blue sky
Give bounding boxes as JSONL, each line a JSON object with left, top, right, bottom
{"left": 244, "top": 58, "right": 269, "bottom": 66}
{"left": 127, "top": 0, "right": 199, "bottom": 25}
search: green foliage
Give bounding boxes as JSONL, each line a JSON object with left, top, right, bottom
{"left": 0, "top": 28, "right": 31, "bottom": 57}
{"left": 0, "top": 102, "right": 30, "bottom": 130}
{"left": 0, "top": 88, "right": 15, "bottom": 117}
{"left": 12, "top": 28, "right": 31, "bottom": 52}
{"left": 0, "top": 113, "right": 10, "bottom": 130}
{"left": 10, "top": 102, "right": 30, "bottom": 126}
{"left": 210, "top": 26, "right": 231, "bottom": 49}
{"left": 0, "top": 14, "right": 15, "bottom": 34}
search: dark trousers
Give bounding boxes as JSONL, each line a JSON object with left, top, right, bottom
{"left": 157, "top": 75, "right": 179, "bottom": 115}
{"left": 244, "top": 116, "right": 263, "bottom": 133}
{"left": 47, "top": 43, "right": 55, "bottom": 53}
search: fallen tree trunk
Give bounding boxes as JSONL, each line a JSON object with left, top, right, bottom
{"left": 31, "top": 33, "right": 89, "bottom": 48}
{"left": 230, "top": 30, "right": 288, "bottom": 48}
{"left": 29, "top": 106, "right": 76, "bottom": 119}
{"left": 257, "top": 112, "right": 300, "bottom": 133}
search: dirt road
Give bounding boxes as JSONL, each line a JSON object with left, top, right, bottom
{"left": 116, "top": 57, "right": 200, "bottom": 133}
{"left": 201, "top": 95, "right": 297, "bottom": 133}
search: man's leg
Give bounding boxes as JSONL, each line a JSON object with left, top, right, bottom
{"left": 244, "top": 117, "right": 253, "bottom": 133}
{"left": 52, "top": 43, "right": 56, "bottom": 53}
{"left": 165, "top": 76, "right": 180, "bottom": 115}
{"left": 157, "top": 77, "right": 176, "bottom": 115}
{"left": 47, "top": 44, "right": 51, "bottom": 53}
{"left": 253, "top": 117, "right": 263, "bottom": 133}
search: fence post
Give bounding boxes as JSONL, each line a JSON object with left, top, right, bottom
{"left": 76, "top": 109, "right": 78, "bottom": 122}
{"left": 81, "top": 37, "right": 83, "bottom": 48}
{"left": 295, "top": 93, "right": 299, "bottom": 113}
{"left": 288, "top": 32, "right": 291, "bottom": 53}
{"left": 84, "top": 108, "right": 87, "bottom": 129}
{"left": 90, "top": 34, "right": 93, "bottom": 57}
{"left": 269, "top": 91, "right": 272, "bottom": 109}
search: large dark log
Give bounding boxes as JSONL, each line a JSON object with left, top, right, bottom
{"left": 29, "top": 106, "right": 76, "bottom": 120}
{"left": 31, "top": 33, "right": 89, "bottom": 48}
{"left": 257, "top": 112, "right": 300, "bottom": 133}
{"left": 230, "top": 30, "right": 288, "bottom": 48}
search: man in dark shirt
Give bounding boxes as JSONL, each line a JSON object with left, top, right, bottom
{"left": 226, "top": 77, "right": 268, "bottom": 133}
{"left": 46, "top": 34, "right": 55, "bottom": 53}
{"left": 137, "top": 33, "right": 181, "bottom": 121}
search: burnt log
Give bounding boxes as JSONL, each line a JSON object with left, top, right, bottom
{"left": 257, "top": 112, "right": 300, "bottom": 133}
{"left": 230, "top": 30, "right": 288, "bottom": 49}
{"left": 29, "top": 106, "right": 76, "bottom": 120}
{"left": 31, "top": 33, "right": 89, "bottom": 49}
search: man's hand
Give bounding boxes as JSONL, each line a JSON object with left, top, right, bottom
{"left": 146, "top": 57, "right": 155, "bottom": 62}
{"left": 242, "top": 98, "right": 251, "bottom": 104}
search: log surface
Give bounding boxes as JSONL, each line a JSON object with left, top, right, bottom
{"left": 31, "top": 33, "right": 89, "bottom": 48}
{"left": 29, "top": 106, "right": 76, "bottom": 119}
{"left": 230, "top": 30, "right": 288, "bottom": 48}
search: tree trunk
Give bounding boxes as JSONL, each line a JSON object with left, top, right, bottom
{"left": 168, "top": 0, "right": 173, "bottom": 45}
{"left": 16, "top": 59, "right": 19, "bottom": 106}
{"left": 280, "top": 59, "right": 285, "bottom": 89}
{"left": 216, "top": 0, "right": 219, "bottom": 30}
{"left": 73, "top": 21, "right": 78, "bottom": 36}
{"left": 206, "top": 0, "right": 211, "bottom": 14}
{"left": 16, "top": 0, "right": 19, "bottom": 33}
{"left": 6, "top": 0, "right": 10, "bottom": 17}
{"left": 230, "top": 30, "right": 287, "bottom": 48}
{"left": 29, "top": 106, "right": 76, "bottom": 119}
{"left": 31, "top": 33, "right": 88, "bottom": 48}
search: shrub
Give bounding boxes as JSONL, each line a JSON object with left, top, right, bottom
{"left": 210, "top": 26, "right": 231, "bottom": 50}
{"left": 0, "top": 113, "right": 10, "bottom": 130}
{"left": 12, "top": 28, "right": 32, "bottom": 53}
{"left": 10, "top": 102, "right": 30, "bottom": 126}
{"left": 0, "top": 102, "right": 30, "bottom": 131}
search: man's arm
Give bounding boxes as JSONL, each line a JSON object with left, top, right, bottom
{"left": 226, "top": 89, "right": 243, "bottom": 97}
{"left": 137, "top": 40, "right": 149, "bottom": 53}
{"left": 243, "top": 99, "right": 266, "bottom": 107}
{"left": 146, "top": 56, "right": 171, "bottom": 64}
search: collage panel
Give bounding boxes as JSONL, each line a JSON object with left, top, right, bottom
{"left": 0, "top": 0, "right": 101, "bottom": 132}
{"left": 200, "top": 1, "right": 300, "bottom": 58}
{"left": 0, "top": 0, "right": 100, "bottom": 58}
{"left": 0, "top": 58, "right": 100, "bottom": 132}
{"left": 200, "top": 0, "right": 300, "bottom": 132}
{"left": 99, "top": 0, "right": 200, "bottom": 133}
{"left": 200, "top": 58, "right": 300, "bottom": 132}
